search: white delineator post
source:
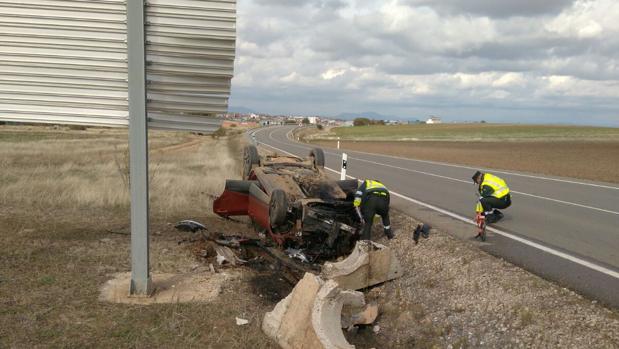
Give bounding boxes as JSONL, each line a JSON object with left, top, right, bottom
{"left": 337, "top": 137, "right": 340, "bottom": 149}
{"left": 341, "top": 153, "right": 348, "bottom": 180}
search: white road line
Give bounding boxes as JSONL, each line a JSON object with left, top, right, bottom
{"left": 257, "top": 137, "right": 619, "bottom": 280}
{"left": 268, "top": 128, "right": 619, "bottom": 216}
{"left": 347, "top": 155, "right": 619, "bottom": 216}
{"left": 281, "top": 127, "right": 619, "bottom": 190}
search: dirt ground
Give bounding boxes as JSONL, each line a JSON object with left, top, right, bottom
{"left": 311, "top": 140, "right": 619, "bottom": 184}
{"left": 1, "top": 125, "right": 618, "bottom": 348}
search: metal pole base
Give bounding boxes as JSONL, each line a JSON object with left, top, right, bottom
{"left": 129, "top": 275, "right": 153, "bottom": 296}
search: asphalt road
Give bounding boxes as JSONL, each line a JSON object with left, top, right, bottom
{"left": 252, "top": 125, "right": 619, "bottom": 308}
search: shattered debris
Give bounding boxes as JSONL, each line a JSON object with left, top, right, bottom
{"left": 236, "top": 317, "right": 250, "bottom": 326}
{"left": 285, "top": 248, "right": 310, "bottom": 263}
{"left": 214, "top": 245, "right": 246, "bottom": 266}
{"left": 341, "top": 302, "right": 379, "bottom": 328}
{"left": 174, "top": 219, "right": 207, "bottom": 233}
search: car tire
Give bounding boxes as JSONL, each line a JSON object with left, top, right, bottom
{"left": 243, "top": 145, "right": 260, "bottom": 180}
{"left": 309, "top": 147, "right": 325, "bottom": 169}
{"left": 269, "top": 189, "right": 288, "bottom": 228}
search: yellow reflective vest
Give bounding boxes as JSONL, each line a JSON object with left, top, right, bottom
{"left": 354, "top": 180, "right": 388, "bottom": 207}
{"left": 481, "top": 173, "right": 510, "bottom": 198}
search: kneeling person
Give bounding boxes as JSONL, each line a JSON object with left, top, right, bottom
{"left": 472, "top": 171, "right": 512, "bottom": 223}
{"left": 354, "top": 179, "right": 393, "bottom": 240}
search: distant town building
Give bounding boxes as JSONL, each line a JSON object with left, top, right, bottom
{"left": 307, "top": 116, "right": 319, "bottom": 124}
{"left": 425, "top": 116, "right": 442, "bottom": 124}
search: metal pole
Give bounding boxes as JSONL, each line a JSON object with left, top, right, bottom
{"left": 341, "top": 153, "right": 347, "bottom": 180}
{"left": 127, "top": 0, "right": 152, "bottom": 296}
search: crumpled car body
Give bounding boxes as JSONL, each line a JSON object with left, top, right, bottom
{"left": 213, "top": 145, "right": 361, "bottom": 261}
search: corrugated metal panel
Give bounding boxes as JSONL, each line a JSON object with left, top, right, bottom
{"left": 0, "top": 0, "right": 129, "bottom": 126}
{"left": 0, "top": 0, "right": 236, "bottom": 132}
{"left": 148, "top": 113, "right": 223, "bottom": 132}
{"left": 146, "top": 0, "right": 235, "bottom": 127}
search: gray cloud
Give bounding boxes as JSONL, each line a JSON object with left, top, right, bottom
{"left": 231, "top": 0, "right": 619, "bottom": 126}
{"left": 402, "top": 0, "right": 575, "bottom": 18}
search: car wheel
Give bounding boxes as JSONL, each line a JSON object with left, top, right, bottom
{"left": 309, "top": 147, "right": 325, "bottom": 169}
{"left": 243, "top": 145, "right": 260, "bottom": 180}
{"left": 269, "top": 189, "right": 288, "bottom": 228}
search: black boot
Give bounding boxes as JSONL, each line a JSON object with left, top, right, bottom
{"left": 485, "top": 213, "right": 497, "bottom": 224}
{"left": 493, "top": 209, "right": 504, "bottom": 222}
{"left": 384, "top": 228, "right": 394, "bottom": 240}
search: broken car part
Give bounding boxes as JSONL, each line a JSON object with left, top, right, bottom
{"left": 174, "top": 219, "right": 207, "bottom": 233}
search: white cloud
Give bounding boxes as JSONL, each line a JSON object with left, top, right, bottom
{"left": 321, "top": 68, "right": 346, "bottom": 80}
{"left": 493, "top": 73, "right": 526, "bottom": 88}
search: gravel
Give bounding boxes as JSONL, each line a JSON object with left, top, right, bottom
{"left": 354, "top": 211, "right": 619, "bottom": 348}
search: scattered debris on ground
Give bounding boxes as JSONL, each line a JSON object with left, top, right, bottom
{"left": 177, "top": 214, "right": 619, "bottom": 348}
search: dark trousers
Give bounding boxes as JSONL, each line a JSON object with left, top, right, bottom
{"left": 360, "top": 195, "right": 390, "bottom": 240}
{"left": 480, "top": 194, "right": 511, "bottom": 212}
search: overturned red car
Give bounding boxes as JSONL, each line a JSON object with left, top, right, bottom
{"left": 213, "top": 145, "right": 362, "bottom": 261}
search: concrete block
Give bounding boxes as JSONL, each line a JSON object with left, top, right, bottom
{"left": 263, "top": 273, "right": 369, "bottom": 349}
{"left": 321, "top": 240, "right": 402, "bottom": 290}
{"left": 99, "top": 272, "right": 232, "bottom": 304}
{"left": 312, "top": 280, "right": 364, "bottom": 349}
{"left": 262, "top": 273, "right": 325, "bottom": 349}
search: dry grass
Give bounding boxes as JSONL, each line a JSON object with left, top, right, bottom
{"left": 0, "top": 125, "right": 277, "bottom": 348}
{"left": 0, "top": 125, "right": 241, "bottom": 216}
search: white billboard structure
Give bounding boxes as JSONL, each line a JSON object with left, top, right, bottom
{"left": 0, "top": 0, "right": 236, "bottom": 295}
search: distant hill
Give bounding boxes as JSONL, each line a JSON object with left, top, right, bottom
{"left": 335, "top": 111, "right": 399, "bottom": 121}
{"left": 228, "top": 106, "right": 257, "bottom": 114}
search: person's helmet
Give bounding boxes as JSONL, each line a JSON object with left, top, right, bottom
{"left": 472, "top": 171, "right": 482, "bottom": 183}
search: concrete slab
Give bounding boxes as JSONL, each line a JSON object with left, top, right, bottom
{"left": 262, "top": 273, "right": 325, "bottom": 349}
{"left": 312, "top": 280, "right": 364, "bottom": 349}
{"left": 99, "top": 272, "right": 233, "bottom": 304}
{"left": 263, "top": 273, "right": 369, "bottom": 349}
{"left": 322, "top": 240, "right": 402, "bottom": 290}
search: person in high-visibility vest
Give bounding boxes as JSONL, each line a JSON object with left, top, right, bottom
{"left": 472, "top": 171, "right": 512, "bottom": 223}
{"left": 354, "top": 179, "right": 394, "bottom": 240}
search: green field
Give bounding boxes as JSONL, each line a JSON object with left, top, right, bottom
{"left": 324, "top": 124, "right": 619, "bottom": 141}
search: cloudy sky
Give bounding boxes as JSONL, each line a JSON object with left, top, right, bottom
{"left": 229, "top": 0, "right": 619, "bottom": 126}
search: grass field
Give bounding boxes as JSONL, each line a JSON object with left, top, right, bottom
{"left": 321, "top": 123, "right": 619, "bottom": 141}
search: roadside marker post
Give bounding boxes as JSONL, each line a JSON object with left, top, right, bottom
{"left": 341, "top": 153, "right": 348, "bottom": 180}
{"left": 337, "top": 137, "right": 340, "bottom": 149}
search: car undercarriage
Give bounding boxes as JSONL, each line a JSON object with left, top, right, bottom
{"left": 213, "top": 145, "right": 362, "bottom": 262}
